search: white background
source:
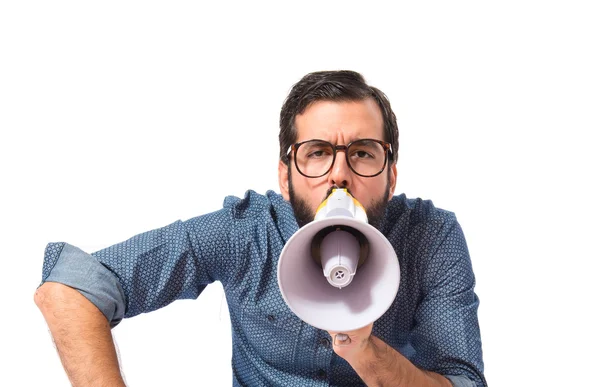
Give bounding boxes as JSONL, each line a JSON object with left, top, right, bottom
{"left": 1, "top": 1, "right": 599, "bottom": 386}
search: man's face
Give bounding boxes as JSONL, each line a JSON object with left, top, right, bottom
{"left": 278, "top": 98, "right": 397, "bottom": 229}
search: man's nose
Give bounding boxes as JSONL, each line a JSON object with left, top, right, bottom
{"left": 328, "top": 150, "right": 352, "bottom": 188}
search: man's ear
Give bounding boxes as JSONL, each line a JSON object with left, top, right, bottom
{"left": 278, "top": 160, "right": 290, "bottom": 201}
{"left": 388, "top": 163, "right": 397, "bottom": 201}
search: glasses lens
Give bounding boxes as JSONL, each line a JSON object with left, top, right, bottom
{"left": 295, "top": 140, "right": 334, "bottom": 177}
{"left": 347, "top": 140, "right": 387, "bottom": 176}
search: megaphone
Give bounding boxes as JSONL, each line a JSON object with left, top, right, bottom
{"left": 277, "top": 189, "right": 400, "bottom": 332}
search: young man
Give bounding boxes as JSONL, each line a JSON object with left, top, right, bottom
{"left": 35, "top": 70, "right": 486, "bottom": 386}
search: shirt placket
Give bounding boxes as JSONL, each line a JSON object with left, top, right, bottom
{"left": 313, "top": 331, "right": 333, "bottom": 384}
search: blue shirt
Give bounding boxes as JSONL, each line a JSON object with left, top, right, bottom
{"left": 40, "top": 190, "right": 486, "bottom": 387}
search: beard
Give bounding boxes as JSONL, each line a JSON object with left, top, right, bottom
{"left": 288, "top": 167, "right": 391, "bottom": 230}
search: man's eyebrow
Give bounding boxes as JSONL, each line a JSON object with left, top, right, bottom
{"left": 356, "top": 139, "right": 380, "bottom": 146}
{"left": 349, "top": 139, "right": 381, "bottom": 147}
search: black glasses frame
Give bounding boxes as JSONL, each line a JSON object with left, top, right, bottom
{"left": 287, "top": 138, "right": 393, "bottom": 178}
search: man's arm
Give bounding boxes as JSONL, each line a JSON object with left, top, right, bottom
{"left": 329, "top": 324, "right": 451, "bottom": 387}
{"left": 326, "top": 214, "right": 485, "bottom": 386}
{"left": 34, "top": 209, "right": 237, "bottom": 385}
{"left": 34, "top": 282, "right": 126, "bottom": 387}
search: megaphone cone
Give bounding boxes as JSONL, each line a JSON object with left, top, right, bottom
{"left": 277, "top": 189, "right": 400, "bottom": 332}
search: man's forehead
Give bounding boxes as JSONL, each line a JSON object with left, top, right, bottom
{"left": 294, "top": 99, "right": 385, "bottom": 141}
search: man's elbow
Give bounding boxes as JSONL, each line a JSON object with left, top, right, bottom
{"left": 34, "top": 282, "right": 59, "bottom": 311}
{"left": 34, "top": 282, "right": 89, "bottom": 315}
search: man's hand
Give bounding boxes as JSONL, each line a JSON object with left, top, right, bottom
{"left": 327, "top": 323, "right": 451, "bottom": 387}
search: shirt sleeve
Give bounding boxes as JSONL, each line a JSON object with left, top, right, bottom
{"left": 39, "top": 208, "right": 236, "bottom": 327}
{"left": 411, "top": 216, "right": 487, "bottom": 386}
{"left": 41, "top": 242, "right": 127, "bottom": 327}
{"left": 445, "top": 374, "right": 477, "bottom": 387}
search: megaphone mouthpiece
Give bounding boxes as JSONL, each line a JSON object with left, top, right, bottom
{"left": 315, "top": 189, "right": 368, "bottom": 222}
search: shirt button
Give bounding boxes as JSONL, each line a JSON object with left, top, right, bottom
{"left": 267, "top": 314, "right": 275, "bottom": 322}
{"left": 319, "top": 337, "right": 331, "bottom": 347}
{"left": 317, "top": 369, "right": 327, "bottom": 380}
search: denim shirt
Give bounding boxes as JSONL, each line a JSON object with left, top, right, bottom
{"left": 40, "top": 190, "right": 486, "bottom": 387}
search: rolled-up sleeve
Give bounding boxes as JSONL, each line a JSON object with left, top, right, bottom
{"left": 41, "top": 242, "right": 127, "bottom": 327}
{"left": 39, "top": 208, "right": 235, "bottom": 327}
{"left": 446, "top": 374, "right": 477, "bottom": 387}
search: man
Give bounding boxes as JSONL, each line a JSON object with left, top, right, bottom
{"left": 35, "top": 70, "right": 486, "bottom": 386}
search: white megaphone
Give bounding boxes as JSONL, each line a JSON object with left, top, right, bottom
{"left": 277, "top": 188, "right": 400, "bottom": 332}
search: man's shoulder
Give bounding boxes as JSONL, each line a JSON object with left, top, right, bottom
{"left": 222, "top": 190, "right": 288, "bottom": 216}
{"left": 220, "top": 189, "right": 297, "bottom": 241}
{"left": 386, "top": 193, "right": 457, "bottom": 229}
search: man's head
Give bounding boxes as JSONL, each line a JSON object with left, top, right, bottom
{"left": 278, "top": 70, "right": 399, "bottom": 229}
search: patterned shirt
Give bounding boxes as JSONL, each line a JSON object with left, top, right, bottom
{"left": 40, "top": 190, "right": 486, "bottom": 387}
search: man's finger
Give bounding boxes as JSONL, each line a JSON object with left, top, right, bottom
{"left": 334, "top": 333, "right": 351, "bottom": 346}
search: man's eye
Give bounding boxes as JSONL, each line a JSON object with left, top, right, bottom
{"left": 352, "top": 150, "right": 373, "bottom": 159}
{"left": 308, "top": 150, "right": 327, "bottom": 158}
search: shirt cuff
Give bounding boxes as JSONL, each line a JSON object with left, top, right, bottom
{"left": 40, "top": 242, "right": 126, "bottom": 327}
{"left": 445, "top": 374, "right": 476, "bottom": 387}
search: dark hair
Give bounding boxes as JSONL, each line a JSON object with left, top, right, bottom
{"left": 279, "top": 70, "right": 399, "bottom": 164}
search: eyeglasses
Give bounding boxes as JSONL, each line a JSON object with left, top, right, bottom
{"left": 287, "top": 139, "right": 392, "bottom": 178}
